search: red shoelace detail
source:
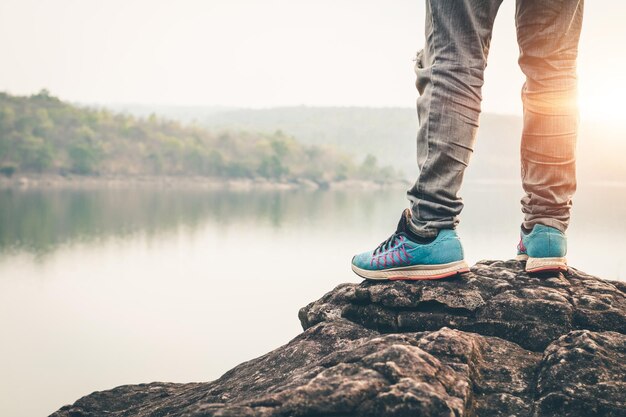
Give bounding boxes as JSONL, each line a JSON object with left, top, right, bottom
{"left": 371, "top": 236, "right": 412, "bottom": 268}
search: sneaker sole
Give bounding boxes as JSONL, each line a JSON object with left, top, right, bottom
{"left": 525, "top": 256, "right": 568, "bottom": 273}
{"left": 351, "top": 260, "right": 470, "bottom": 281}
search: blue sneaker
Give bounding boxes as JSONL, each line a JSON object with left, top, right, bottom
{"left": 351, "top": 209, "right": 469, "bottom": 281}
{"left": 516, "top": 224, "right": 567, "bottom": 273}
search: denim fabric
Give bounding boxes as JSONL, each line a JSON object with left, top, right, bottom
{"left": 407, "top": 0, "right": 584, "bottom": 237}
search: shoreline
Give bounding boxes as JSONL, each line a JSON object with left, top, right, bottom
{"left": 0, "top": 174, "right": 410, "bottom": 191}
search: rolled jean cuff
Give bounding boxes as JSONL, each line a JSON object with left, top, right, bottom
{"left": 407, "top": 217, "right": 443, "bottom": 238}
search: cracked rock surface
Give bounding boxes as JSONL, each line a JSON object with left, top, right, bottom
{"left": 51, "top": 260, "right": 626, "bottom": 417}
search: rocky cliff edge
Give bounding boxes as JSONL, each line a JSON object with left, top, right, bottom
{"left": 51, "top": 260, "right": 626, "bottom": 417}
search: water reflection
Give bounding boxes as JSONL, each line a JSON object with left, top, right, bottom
{"left": 0, "top": 187, "right": 405, "bottom": 258}
{"left": 1, "top": 184, "right": 626, "bottom": 280}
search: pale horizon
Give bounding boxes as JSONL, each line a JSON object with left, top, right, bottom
{"left": 1, "top": 0, "right": 624, "bottom": 122}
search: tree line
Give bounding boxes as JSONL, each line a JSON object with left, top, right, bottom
{"left": 0, "top": 91, "right": 400, "bottom": 184}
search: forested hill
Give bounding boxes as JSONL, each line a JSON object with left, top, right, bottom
{"left": 0, "top": 91, "right": 400, "bottom": 184}
{"left": 112, "top": 104, "right": 528, "bottom": 181}
{"left": 111, "top": 104, "right": 626, "bottom": 184}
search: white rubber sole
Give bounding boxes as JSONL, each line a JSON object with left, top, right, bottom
{"left": 517, "top": 254, "right": 568, "bottom": 273}
{"left": 351, "top": 260, "right": 470, "bottom": 281}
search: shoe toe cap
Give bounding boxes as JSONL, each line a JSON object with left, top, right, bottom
{"left": 352, "top": 251, "right": 375, "bottom": 270}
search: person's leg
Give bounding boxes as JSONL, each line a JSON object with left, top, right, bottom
{"left": 515, "top": 0, "right": 583, "bottom": 272}
{"left": 407, "top": 0, "right": 503, "bottom": 237}
{"left": 516, "top": 0, "right": 583, "bottom": 233}
{"left": 352, "top": 0, "right": 503, "bottom": 281}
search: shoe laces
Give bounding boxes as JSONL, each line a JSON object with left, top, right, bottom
{"left": 374, "top": 234, "right": 401, "bottom": 255}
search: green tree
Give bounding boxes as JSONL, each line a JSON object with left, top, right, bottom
{"left": 19, "top": 135, "right": 54, "bottom": 172}
{"left": 69, "top": 141, "right": 100, "bottom": 174}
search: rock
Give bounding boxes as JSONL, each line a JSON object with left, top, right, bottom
{"left": 534, "top": 330, "right": 626, "bottom": 417}
{"left": 300, "top": 260, "right": 626, "bottom": 352}
{"left": 50, "top": 260, "right": 626, "bottom": 417}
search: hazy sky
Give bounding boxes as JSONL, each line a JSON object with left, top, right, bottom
{"left": 0, "top": 0, "right": 624, "bottom": 119}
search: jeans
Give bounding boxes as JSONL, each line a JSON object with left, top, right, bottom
{"left": 407, "top": 0, "right": 584, "bottom": 237}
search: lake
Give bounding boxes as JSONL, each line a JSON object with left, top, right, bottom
{"left": 1, "top": 182, "right": 625, "bottom": 417}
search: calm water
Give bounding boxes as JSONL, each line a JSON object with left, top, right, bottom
{"left": 1, "top": 183, "right": 625, "bottom": 417}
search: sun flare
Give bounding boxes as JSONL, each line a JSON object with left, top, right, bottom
{"left": 578, "top": 91, "right": 622, "bottom": 122}
{"left": 578, "top": 75, "right": 625, "bottom": 123}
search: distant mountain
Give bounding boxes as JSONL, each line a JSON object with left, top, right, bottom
{"left": 94, "top": 103, "right": 233, "bottom": 122}
{"left": 201, "top": 107, "right": 420, "bottom": 180}
{"left": 101, "top": 104, "right": 626, "bottom": 183}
